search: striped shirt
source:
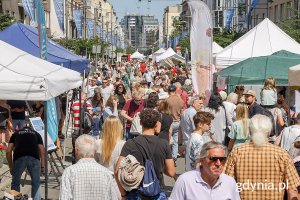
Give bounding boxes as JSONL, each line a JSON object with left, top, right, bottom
{"left": 71, "top": 100, "right": 92, "bottom": 129}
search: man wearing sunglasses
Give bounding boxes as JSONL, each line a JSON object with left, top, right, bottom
{"left": 170, "top": 141, "right": 240, "bottom": 200}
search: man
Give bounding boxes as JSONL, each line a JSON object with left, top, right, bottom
{"left": 87, "top": 78, "right": 98, "bottom": 99}
{"left": 6, "top": 125, "right": 45, "bottom": 200}
{"left": 175, "top": 82, "right": 188, "bottom": 110}
{"left": 179, "top": 96, "right": 204, "bottom": 147}
{"left": 70, "top": 92, "right": 93, "bottom": 161}
{"left": 121, "top": 89, "right": 145, "bottom": 140}
{"left": 166, "top": 85, "right": 184, "bottom": 165}
{"left": 244, "top": 90, "right": 268, "bottom": 118}
{"left": 170, "top": 141, "right": 240, "bottom": 200}
{"left": 115, "top": 109, "right": 175, "bottom": 199}
{"left": 7, "top": 100, "right": 26, "bottom": 131}
{"left": 99, "top": 77, "right": 114, "bottom": 104}
{"left": 225, "top": 114, "right": 300, "bottom": 199}
{"left": 60, "top": 134, "right": 117, "bottom": 200}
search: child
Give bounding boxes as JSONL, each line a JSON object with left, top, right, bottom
{"left": 261, "top": 77, "right": 277, "bottom": 106}
{"left": 185, "top": 111, "right": 214, "bottom": 171}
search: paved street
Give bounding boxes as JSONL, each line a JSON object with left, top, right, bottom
{"left": 0, "top": 125, "right": 185, "bottom": 199}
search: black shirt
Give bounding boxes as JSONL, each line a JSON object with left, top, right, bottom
{"left": 120, "top": 135, "right": 172, "bottom": 185}
{"left": 31, "top": 104, "right": 44, "bottom": 120}
{"left": 158, "top": 113, "right": 173, "bottom": 142}
{"left": 7, "top": 100, "right": 26, "bottom": 120}
{"left": 9, "top": 127, "right": 43, "bottom": 161}
{"left": 0, "top": 106, "right": 9, "bottom": 129}
{"left": 117, "top": 94, "right": 126, "bottom": 110}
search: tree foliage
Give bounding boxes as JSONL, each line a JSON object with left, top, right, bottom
{"left": 0, "top": 13, "right": 15, "bottom": 31}
{"left": 279, "top": 18, "right": 300, "bottom": 43}
{"left": 213, "top": 29, "right": 245, "bottom": 48}
{"left": 170, "top": 17, "right": 184, "bottom": 38}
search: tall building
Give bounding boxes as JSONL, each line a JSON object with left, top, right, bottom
{"left": 163, "top": 4, "right": 182, "bottom": 47}
{"left": 122, "top": 14, "right": 159, "bottom": 51}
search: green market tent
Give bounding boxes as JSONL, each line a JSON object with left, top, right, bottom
{"left": 217, "top": 50, "right": 300, "bottom": 87}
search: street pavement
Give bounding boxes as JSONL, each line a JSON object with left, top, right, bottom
{"left": 0, "top": 125, "right": 185, "bottom": 199}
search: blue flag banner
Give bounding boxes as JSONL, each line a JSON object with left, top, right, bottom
{"left": 86, "top": 19, "right": 94, "bottom": 39}
{"left": 22, "top": 0, "right": 36, "bottom": 25}
{"left": 73, "top": 9, "right": 83, "bottom": 38}
{"left": 53, "top": 0, "right": 64, "bottom": 32}
{"left": 36, "top": 0, "right": 58, "bottom": 143}
{"left": 96, "top": 25, "right": 101, "bottom": 37}
{"left": 225, "top": 8, "right": 234, "bottom": 31}
{"left": 36, "top": 0, "right": 47, "bottom": 60}
{"left": 46, "top": 98, "right": 58, "bottom": 142}
{"left": 249, "top": 0, "right": 260, "bottom": 14}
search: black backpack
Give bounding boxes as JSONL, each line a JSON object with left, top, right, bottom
{"left": 259, "top": 107, "right": 276, "bottom": 137}
{"left": 80, "top": 101, "right": 94, "bottom": 134}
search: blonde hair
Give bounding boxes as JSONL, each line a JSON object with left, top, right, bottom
{"left": 236, "top": 104, "right": 249, "bottom": 136}
{"left": 101, "top": 116, "right": 123, "bottom": 164}
{"left": 263, "top": 77, "right": 276, "bottom": 90}
{"left": 105, "top": 94, "right": 118, "bottom": 108}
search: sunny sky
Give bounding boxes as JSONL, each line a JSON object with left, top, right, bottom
{"left": 109, "top": 0, "right": 183, "bottom": 23}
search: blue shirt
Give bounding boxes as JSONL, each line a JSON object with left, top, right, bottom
{"left": 170, "top": 169, "right": 240, "bottom": 200}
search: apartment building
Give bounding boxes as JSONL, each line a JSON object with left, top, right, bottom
{"left": 163, "top": 4, "right": 182, "bottom": 47}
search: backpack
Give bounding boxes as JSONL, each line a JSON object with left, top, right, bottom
{"left": 132, "top": 138, "right": 161, "bottom": 197}
{"left": 80, "top": 101, "right": 94, "bottom": 134}
{"left": 130, "top": 113, "right": 142, "bottom": 136}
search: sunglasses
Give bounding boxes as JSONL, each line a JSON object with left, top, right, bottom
{"left": 118, "top": 87, "right": 124, "bottom": 89}
{"left": 208, "top": 157, "right": 227, "bottom": 163}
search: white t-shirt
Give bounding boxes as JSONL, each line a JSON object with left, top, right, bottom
{"left": 185, "top": 132, "right": 205, "bottom": 171}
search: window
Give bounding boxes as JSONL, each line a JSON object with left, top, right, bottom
{"left": 269, "top": 7, "right": 273, "bottom": 20}
{"left": 274, "top": 5, "right": 278, "bottom": 22}
{"left": 280, "top": 4, "right": 284, "bottom": 21}
{"left": 287, "top": 2, "right": 292, "bottom": 19}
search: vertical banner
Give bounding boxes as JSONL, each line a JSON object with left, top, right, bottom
{"left": 86, "top": 19, "right": 94, "bottom": 39}
{"left": 53, "top": 0, "right": 64, "bottom": 32}
{"left": 249, "top": 0, "right": 260, "bottom": 14}
{"left": 73, "top": 9, "right": 83, "bottom": 38}
{"left": 22, "top": 0, "right": 36, "bottom": 25}
{"left": 225, "top": 8, "right": 234, "bottom": 31}
{"left": 46, "top": 98, "right": 58, "bottom": 142}
{"left": 185, "top": 47, "right": 189, "bottom": 66}
{"left": 188, "top": 0, "right": 213, "bottom": 94}
{"left": 36, "top": 0, "right": 58, "bottom": 143}
{"left": 96, "top": 25, "right": 101, "bottom": 37}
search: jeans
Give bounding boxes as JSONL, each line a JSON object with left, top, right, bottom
{"left": 11, "top": 156, "right": 41, "bottom": 200}
{"left": 126, "top": 127, "right": 135, "bottom": 140}
{"left": 12, "top": 119, "right": 25, "bottom": 131}
{"left": 126, "top": 190, "right": 167, "bottom": 200}
{"left": 171, "top": 121, "right": 180, "bottom": 159}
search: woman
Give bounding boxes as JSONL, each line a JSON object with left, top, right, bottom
{"left": 157, "top": 100, "right": 173, "bottom": 142}
{"left": 95, "top": 116, "right": 125, "bottom": 200}
{"left": 88, "top": 92, "right": 104, "bottom": 139}
{"left": 115, "top": 83, "right": 128, "bottom": 111}
{"left": 0, "top": 100, "right": 13, "bottom": 143}
{"left": 145, "top": 92, "right": 159, "bottom": 109}
{"left": 31, "top": 101, "right": 44, "bottom": 120}
{"left": 205, "top": 93, "right": 232, "bottom": 145}
{"left": 102, "top": 95, "right": 119, "bottom": 122}
{"left": 227, "top": 104, "right": 250, "bottom": 151}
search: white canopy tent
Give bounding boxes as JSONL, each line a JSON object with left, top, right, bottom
{"left": 215, "top": 18, "right": 300, "bottom": 68}
{"left": 289, "top": 64, "right": 300, "bottom": 86}
{"left": 131, "top": 50, "right": 145, "bottom": 59}
{"left": 213, "top": 42, "right": 223, "bottom": 55}
{"left": 156, "top": 47, "right": 185, "bottom": 66}
{"left": 0, "top": 40, "right": 82, "bottom": 100}
{"left": 152, "top": 48, "right": 166, "bottom": 63}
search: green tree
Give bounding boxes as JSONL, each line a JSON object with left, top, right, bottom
{"left": 125, "top": 46, "right": 135, "bottom": 54}
{"left": 213, "top": 29, "right": 245, "bottom": 47}
{"left": 279, "top": 18, "right": 300, "bottom": 43}
{"left": 170, "top": 17, "right": 184, "bottom": 38}
{"left": 0, "top": 13, "right": 15, "bottom": 31}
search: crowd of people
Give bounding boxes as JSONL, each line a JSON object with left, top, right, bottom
{"left": 1, "top": 59, "right": 300, "bottom": 200}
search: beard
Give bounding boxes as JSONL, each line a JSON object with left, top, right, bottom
{"left": 251, "top": 132, "right": 267, "bottom": 147}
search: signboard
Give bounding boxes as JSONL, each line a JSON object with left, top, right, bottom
{"left": 216, "top": 76, "right": 227, "bottom": 90}
{"left": 29, "top": 117, "right": 56, "bottom": 152}
{"left": 92, "top": 45, "right": 101, "bottom": 54}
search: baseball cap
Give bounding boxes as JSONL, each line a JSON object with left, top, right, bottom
{"left": 168, "top": 85, "right": 176, "bottom": 92}
{"left": 244, "top": 90, "right": 256, "bottom": 98}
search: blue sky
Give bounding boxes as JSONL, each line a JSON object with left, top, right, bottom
{"left": 109, "top": 0, "right": 183, "bottom": 23}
